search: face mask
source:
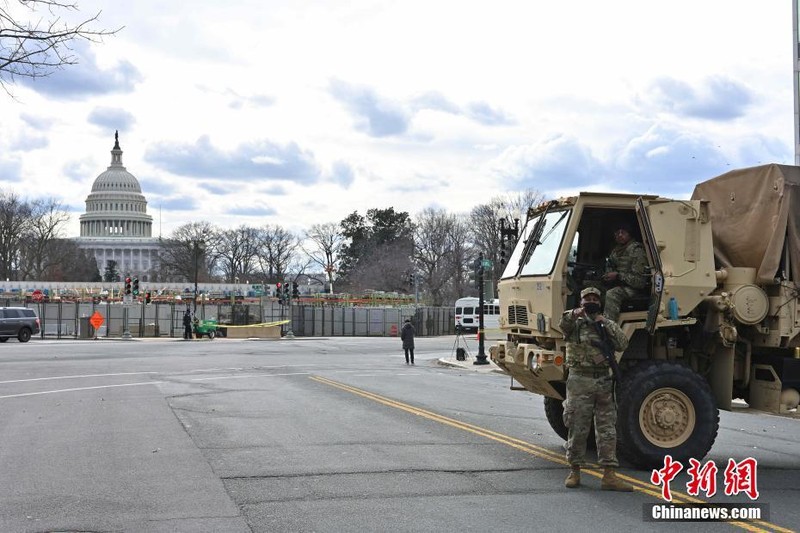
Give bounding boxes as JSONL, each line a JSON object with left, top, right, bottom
{"left": 583, "top": 302, "right": 602, "bottom": 315}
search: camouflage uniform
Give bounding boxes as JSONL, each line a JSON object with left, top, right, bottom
{"left": 603, "top": 240, "right": 649, "bottom": 321}
{"left": 559, "top": 308, "right": 629, "bottom": 467}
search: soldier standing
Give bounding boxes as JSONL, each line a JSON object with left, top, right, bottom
{"left": 559, "top": 287, "right": 633, "bottom": 491}
{"left": 601, "top": 223, "right": 649, "bottom": 321}
{"left": 183, "top": 307, "right": 193, "bottom": 340}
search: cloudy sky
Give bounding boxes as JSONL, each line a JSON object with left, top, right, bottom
{"left": 0, "top": 0, "right": 793, "bottom": 238}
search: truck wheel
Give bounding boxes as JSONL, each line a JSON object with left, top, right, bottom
{"left": 616, "top": 361, "right": 719, "bottom": 469}
{"left": 17, "top": 328, "right": 31, "bottom": 343}
{"left": 543, "top": 396, "right": 595, "bottom": 448}
{"left": 543, "top": 396, "right": 569, "bottom": 440}
{"left": 208, "top": 330, "right": 215, "bottom": 340}
{"left": 0, "top": 337, "right": 8, "bottom": 343}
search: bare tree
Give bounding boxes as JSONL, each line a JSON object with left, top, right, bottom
{"left": 470, "top": 189, "right": 544, "bottom": 288}
{"left": 304, "top": 222, "right": 343, "bottom": 293}
{"left": 0, "top": 191, "right": 31, "bottom": 279}
{"left": 43, "top": 238, "right": 99, "bottom": 281}
{"left": 0, "top": 0, "right": 121, "bottom": 93}
{"left": 216, "top": 225, "right": 260, "bottom": 283}
{"left": 505, "top": 189, "right": 545, "bottom": 224}
{"left": 18, "top": 197, "right": 70, "bottom": 279}
{"left": 413, "top": 208, "right": 466, "bottom": 305}
{"left": 257, "top": 224, "right": 299, "bottom": 283}
{"left": 470, "top": 201, "right": 504, "bottom": 289}
{"left": 444, "top": 213, "right": 473, "bottom": 302}
{"left": 157, "top": 221, "right": 218, "bottom": 283}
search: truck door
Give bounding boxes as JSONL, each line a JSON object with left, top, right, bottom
{"left": 635, "top": 197, "right": 664, "bottom": 333}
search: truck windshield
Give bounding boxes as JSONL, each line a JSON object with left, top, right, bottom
{"left": 501, "top": 209, "right": 571, "bottom": 279}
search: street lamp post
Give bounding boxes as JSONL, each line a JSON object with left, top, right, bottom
{"left": 192, "top": 239, "right": 205, "bottom": 314}
{"left": 122, "top": 273, "right": 132, "bottom": 340}
{"left": 474, "top": 253, "right": 489, "bottom": 365}
{"left": 284, "top": 282, "right": 295, "bottom": 339}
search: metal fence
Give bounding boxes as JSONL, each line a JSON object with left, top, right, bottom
{"left": 289, "top": 305, "right": 453, "bottom": 337}
{"left": 11, "top": 301, "right": 456, "bottom": 339}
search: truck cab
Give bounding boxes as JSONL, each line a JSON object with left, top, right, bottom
{"left": 490, "top": 193, "right": 723, "bottom": 468}
{"left": 490, "top": 166, "right": 800, "bottom": 469}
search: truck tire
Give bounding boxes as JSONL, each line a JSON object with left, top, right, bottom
{"left": 543, "top": 396, "right": 595, "bottom": 448}
{"left": 616, "top": 361, "right": 719, "bottom": 469}
{"left": 543, "top": 396, "right": 569, "bottom": 441}
{"left": 208, "top": 330, "right": 215, "bottom": 340}
{"left": 17, "top": 328, "right": 31, "bottom": 343}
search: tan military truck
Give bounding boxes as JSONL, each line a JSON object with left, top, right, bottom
{"left": 489, "top": 164, "right": 800, "bottom": 469}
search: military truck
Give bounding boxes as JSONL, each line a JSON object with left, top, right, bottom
{"left": 489, "top": 164, "right": 800, "bottom": 469}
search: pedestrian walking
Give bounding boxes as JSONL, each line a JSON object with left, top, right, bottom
{"left": 183, "top": 308, "right": 193, "bottom": 340}
{"left": 559, "top": 286, "right": 633, "bottom": 491}
{"left": 401, "top": 318, "right": 415, "bottom": 365}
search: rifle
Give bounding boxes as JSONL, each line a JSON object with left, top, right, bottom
{"left": 590, "top": 320, "right": 623, "bottom": 382}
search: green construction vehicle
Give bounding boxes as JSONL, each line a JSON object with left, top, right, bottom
{"left": 490, "top": 164, "right": 800, "bottom": 469}
{"left": 193, "top": 318, "right": 220, "bottom": 339}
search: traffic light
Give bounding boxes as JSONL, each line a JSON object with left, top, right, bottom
{"left": 409, "top": 273, "right": 415, "bottom": 285}
{"left": 499, "top": 218, "right": 520, "bottom": 265}
{"left": 292, "top": 282, "right": 299, "bottom": 298}
{"left": 470, "top": 259, "right": 482, "bottom": 289}
{"left": 132, "top": 278, "right": 140, "bottom": 296}
{"left": 499, "top": 241, "right": 511, "bottom": 264}
{"left": 125, "top": 277, "right": 132, "bottom": 295}
{"left": 145, "top": 291, "right": 151, "bottom": 304}
{"left": 276, "top": 282, "right": 284, "bottom": 304}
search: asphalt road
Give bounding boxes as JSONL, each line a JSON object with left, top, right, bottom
{"left": 0, "top": 336, "right": 797, "bottom": 532}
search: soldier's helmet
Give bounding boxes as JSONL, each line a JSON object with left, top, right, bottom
{"left": 580, "top": 287, "right": 602, "bottom": 299}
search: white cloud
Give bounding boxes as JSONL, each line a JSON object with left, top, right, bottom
{"left": 1, "top": 0, "right": 792, "bottom": 239}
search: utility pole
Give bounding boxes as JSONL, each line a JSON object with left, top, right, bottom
{"left": 474, "top": 253, "right": 489, "bottom": 365}
{"left": 121, "top": 274, "right": 132, "bottom": 340}
{"left": 285, "top": 282, "right": 295, "bottom": 339}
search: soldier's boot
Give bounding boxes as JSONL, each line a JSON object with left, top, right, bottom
{"left": 564, "top": 466, "right": 581, "bottom": 488}
{"left": 601, "top": 468, "right": 633, "bottom": 491}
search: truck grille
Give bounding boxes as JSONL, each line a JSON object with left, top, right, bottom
{"left": 508, "top": 305, "right": 529, "bottom": 326}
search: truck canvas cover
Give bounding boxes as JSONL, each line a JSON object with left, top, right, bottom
{"left": 691, "top": 164, "right": 800, "bottom": 284}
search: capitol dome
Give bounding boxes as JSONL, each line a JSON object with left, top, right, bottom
{"left": 90, "top": 165, "right": 143, "bottom": 193}
{"left": 79, "top": 132, "right": 153, "bottom": 238}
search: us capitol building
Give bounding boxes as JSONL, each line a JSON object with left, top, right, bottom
{"left": 76, "top": 132, "right": 161, "bottom": 281}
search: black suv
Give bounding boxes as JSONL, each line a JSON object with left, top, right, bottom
{"left": 0, "top": 307, "right": 40, "bottom": 342}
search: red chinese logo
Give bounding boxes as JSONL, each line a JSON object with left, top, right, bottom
{"left": 650, "top": 455, "right": 683, "bottom": 501}
{"left": 686, "top": 458, "right": 718, "bottom": 497}
{"left": 651, "top": 456, "right": 759, "bottom": 501}
{"left": 723, "top": 457, "right": 759, "bottom": 500}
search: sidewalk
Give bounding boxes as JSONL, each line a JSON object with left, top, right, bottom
{"left": 436, "top": 341, "right": 505, "bottom": 374}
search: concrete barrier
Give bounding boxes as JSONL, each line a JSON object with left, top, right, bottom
{"left": 223, "top": 325, "right": 281, "bottom": 339}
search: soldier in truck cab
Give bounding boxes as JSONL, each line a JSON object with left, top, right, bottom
{"left": 599, "top": 223, "right": 650, "bottom": 322}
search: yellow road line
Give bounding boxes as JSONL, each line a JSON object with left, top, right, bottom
{"left": 311, "top": 375, "right": 790, "bottom": 533}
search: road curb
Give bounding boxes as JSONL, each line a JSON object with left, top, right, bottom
{"left": 436, "top": 357, "right": 506, "bottom": 374}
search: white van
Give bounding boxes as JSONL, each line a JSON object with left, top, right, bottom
{"left": 454, "top": 297, "right": 499, "bottom": 333}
